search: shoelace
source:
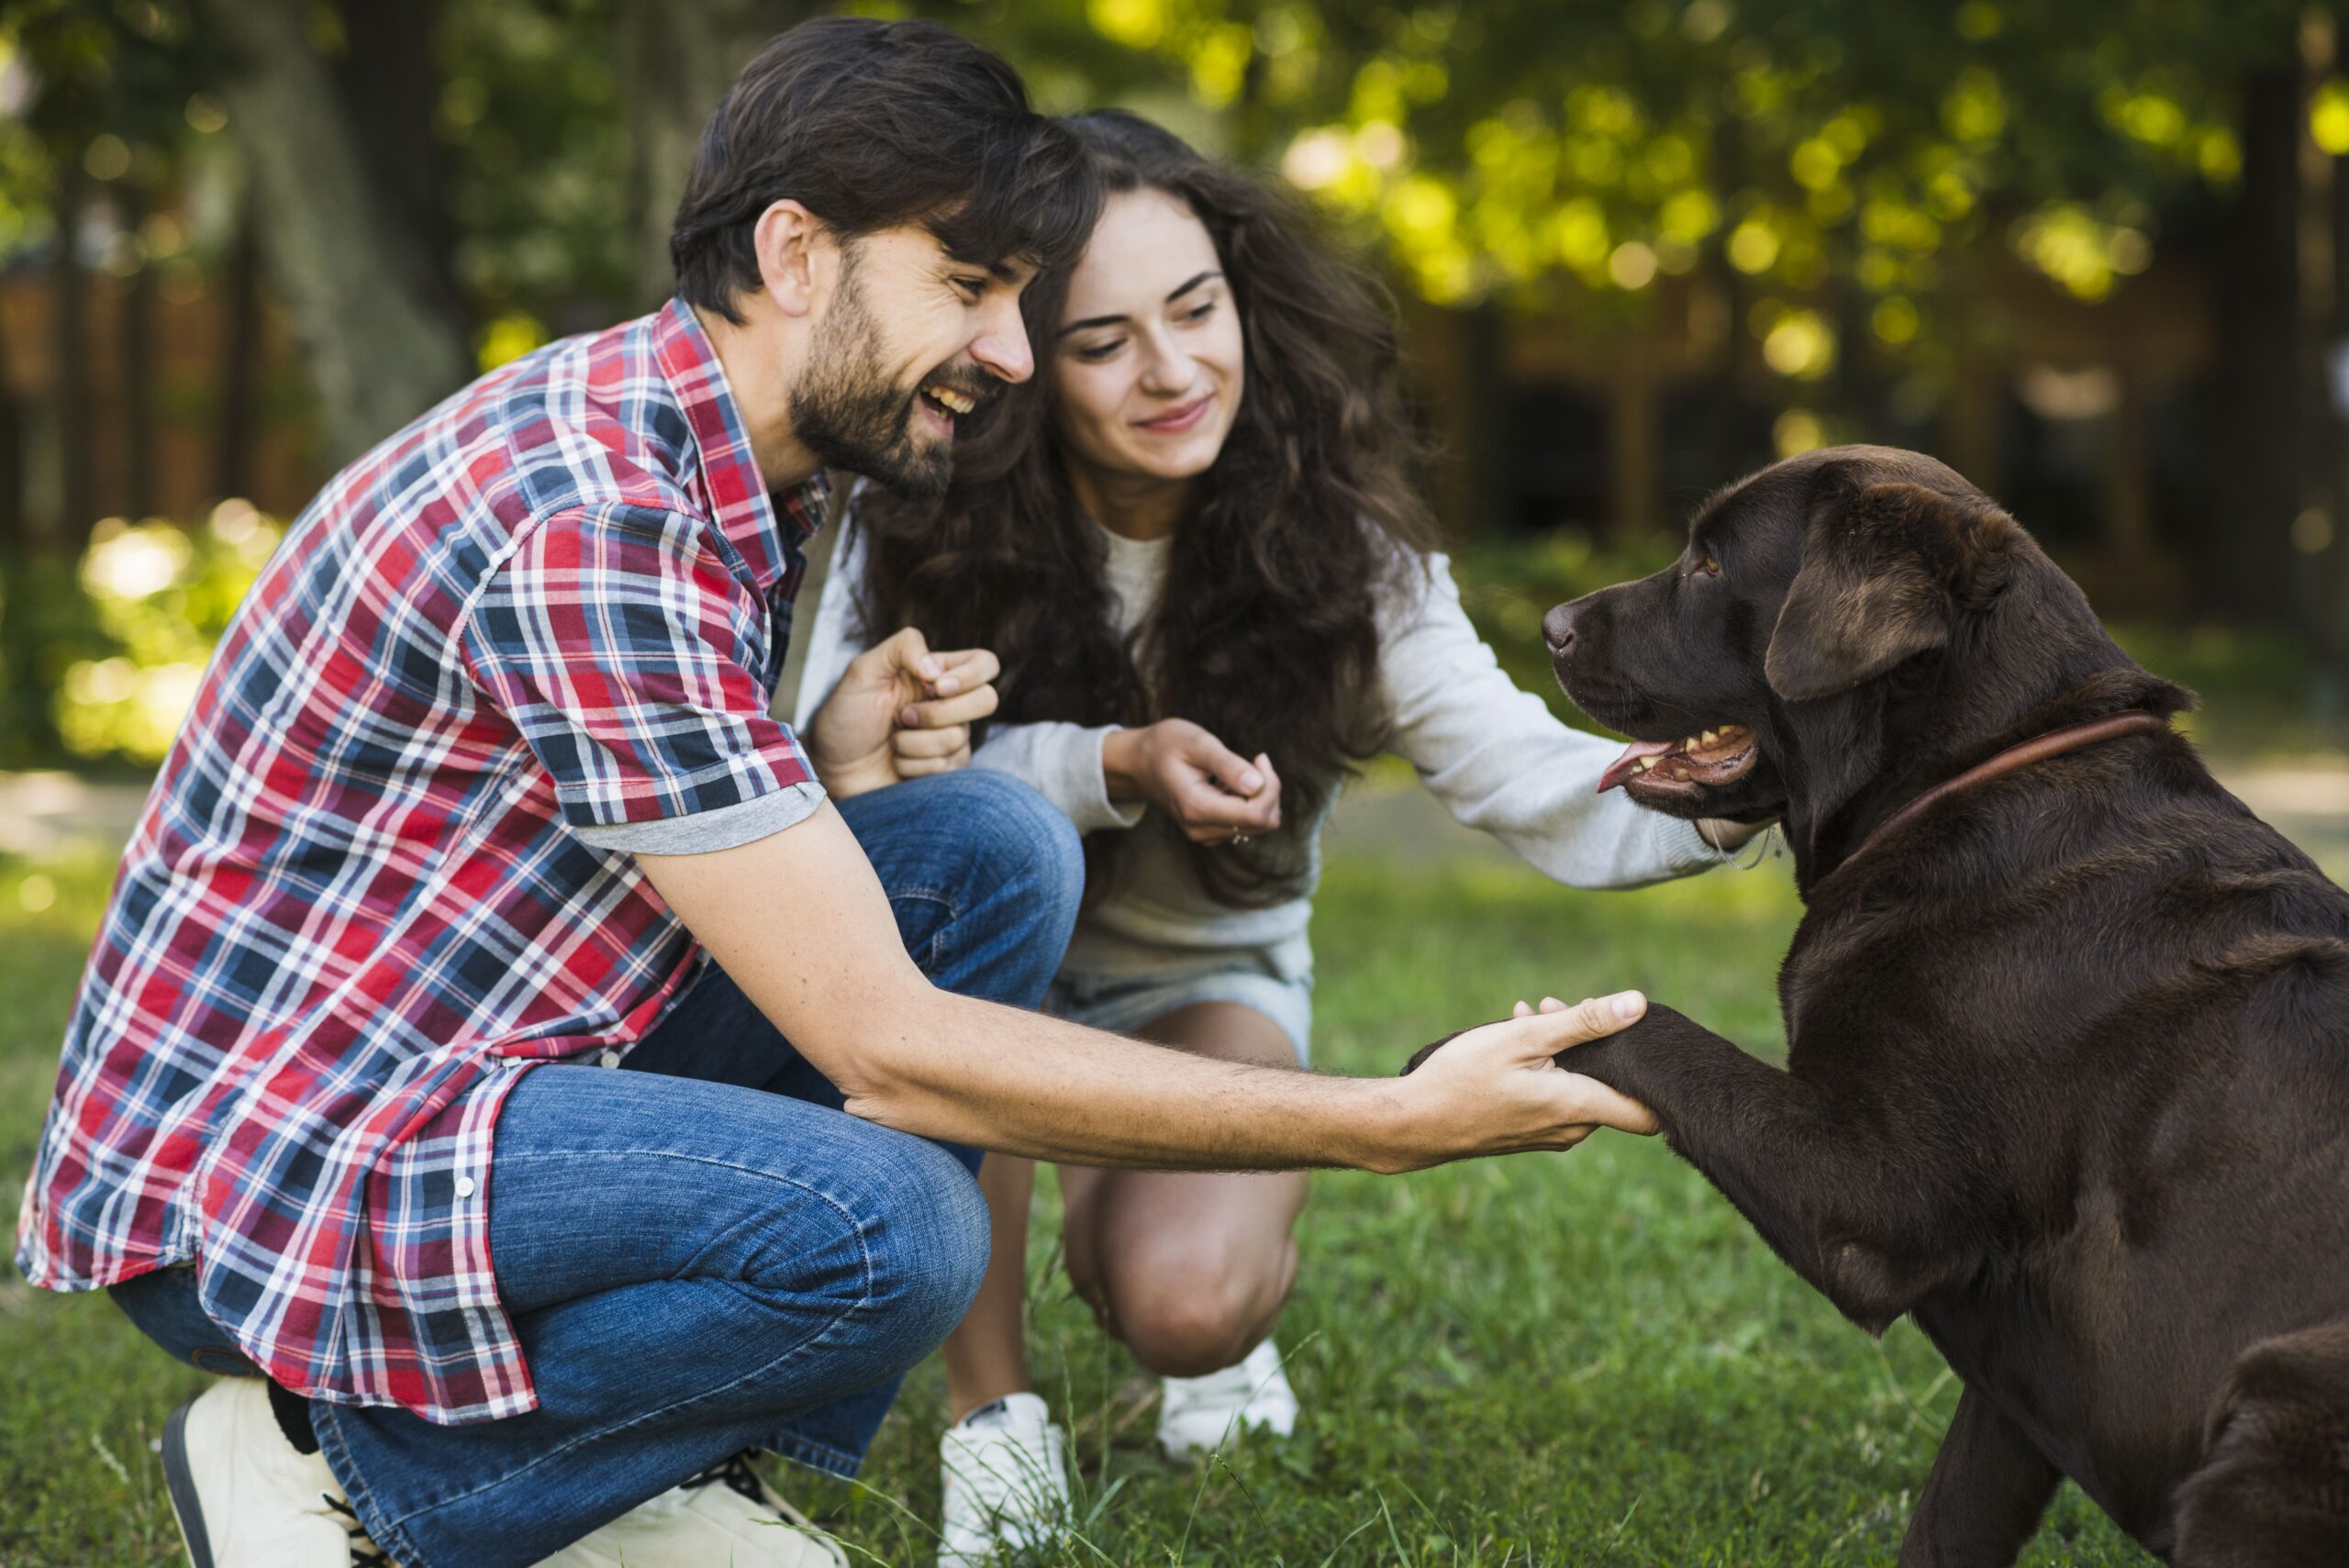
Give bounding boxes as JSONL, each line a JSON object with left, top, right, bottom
{"left": 682, "top": 1450, "right": 772, "bottom": 1507}
{"left": 323, "top": 1492, "right": 396, "bottom": 1567}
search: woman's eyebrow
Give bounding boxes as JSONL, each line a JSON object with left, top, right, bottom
{"left": 1061, "top": 271, "right": 1225, "bottom": 337}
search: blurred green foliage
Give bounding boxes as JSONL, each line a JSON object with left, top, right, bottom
{"left": 0, "top": 505, "right": 280, "bottom": 771}
{"left": 917, "top": 0, "right": 2321, "bottom": 374}
{"left": 50, "top": 503, "right": 281, "bottom": 763}
{"left": 0, "top": 1, "right": 2342, "bottom": 763}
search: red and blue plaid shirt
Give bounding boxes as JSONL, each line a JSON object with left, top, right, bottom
{"left": 16, "top": 300, "right": 828, "bottom": 1423}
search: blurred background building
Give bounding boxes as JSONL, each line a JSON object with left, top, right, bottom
{"left": 1, "top": 0, "right": 2344, "bottom": 769}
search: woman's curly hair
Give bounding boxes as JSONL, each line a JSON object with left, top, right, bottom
{"left": 853, "top": 109, "right": 1441, "bottom": 907}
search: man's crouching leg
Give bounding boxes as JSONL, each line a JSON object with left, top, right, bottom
{"left": 305, "top": 1067, "right": 992, "bottom": 1568}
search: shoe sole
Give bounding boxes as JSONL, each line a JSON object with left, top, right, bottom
{"left": 160, "top": 1398, "right": 216, "bottom": 1568}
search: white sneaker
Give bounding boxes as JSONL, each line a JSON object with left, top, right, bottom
{"left": 535, "top": 1451, "right": 847, "bottom": 1568}
{"left": 160, "top": 1377, "right": 395, "bottom": 1567}
{"left": 936, "top": 1392, "right": 1071, "bottom": 1567}
{"left": 1156, "top": 1339, "right": 1299, "bottom": 1460}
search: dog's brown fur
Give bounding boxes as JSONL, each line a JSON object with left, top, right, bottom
{"left": 1409, "top": 447, "right": 2349, "bottom": 1563}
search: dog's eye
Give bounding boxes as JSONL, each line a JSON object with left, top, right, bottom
{"left": 1688, "top": 555, "right": 1721, "bottom": 579}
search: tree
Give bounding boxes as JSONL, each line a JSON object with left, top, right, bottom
{"left": 619, "top": 0, "right": 818, "bottom": 308}
{"left": 198, "top": 0, "right": 471, "bottom": 464}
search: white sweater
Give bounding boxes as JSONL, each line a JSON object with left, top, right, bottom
{"left": 793, "top": 516, "right": 1717, "bottom": 983}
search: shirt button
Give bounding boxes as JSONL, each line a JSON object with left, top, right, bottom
{"left": 598, "top": 1050, "right": 621, "bottom": 1068}
{"left": 453, "top": 1176, "right": 477, "bottom": 1199}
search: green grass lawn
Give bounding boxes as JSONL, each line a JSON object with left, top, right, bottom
{"left": 1, "top": 849, "right": 2163, "bottom": 1566}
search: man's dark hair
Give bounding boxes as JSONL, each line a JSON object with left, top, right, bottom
{"left": 671, "top": 17, "right": 1098, "bottom": 321}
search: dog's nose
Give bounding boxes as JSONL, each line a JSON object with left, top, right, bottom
{"left": 1543, "top": 602, "right": 1580, "bottom": 657}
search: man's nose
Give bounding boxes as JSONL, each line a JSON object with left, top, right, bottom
{"left": 969, "top": 296, "right": 1034, "bottom": 384}
{"left": 1543, "top": 602, "right": 1581, "bottom": 657}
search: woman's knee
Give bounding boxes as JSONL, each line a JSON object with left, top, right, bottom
{"left": 1100, "top": 1234, "right": 1297, "bottom": 1378}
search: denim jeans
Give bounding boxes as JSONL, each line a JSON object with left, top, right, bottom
{"left": 110, "top": 769, "right": 1084, "bottom": 1568}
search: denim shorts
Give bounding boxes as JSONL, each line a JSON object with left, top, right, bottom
{"left": 1046, "top": 962, "right": 1313, "bottom": 1065}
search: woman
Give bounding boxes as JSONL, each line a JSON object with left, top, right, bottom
{"left": 795, "top": 110, "right": 1765, "bottom": 1563}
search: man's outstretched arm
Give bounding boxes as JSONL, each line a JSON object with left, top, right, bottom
{"left": 636, "top": 801, "right": 1656, "bottom": 1176}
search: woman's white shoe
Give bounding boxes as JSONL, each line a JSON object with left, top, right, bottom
{"left": 1155, "top": 1338, "right": 1298, "bottom": 1460}
{"left": 936, "top": 1392, "right": 1071, "bottom": 1567}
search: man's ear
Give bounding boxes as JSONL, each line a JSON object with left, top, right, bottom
{"left": 752, "top": 199, "right": 828, "bottom": 318}
{"left": 1764, "top": 479, "right": 2012, "bottom": 702}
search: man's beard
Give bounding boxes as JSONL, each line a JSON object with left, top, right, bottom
{"left": 787, "top": 262, "right": 954, "bottom": 500}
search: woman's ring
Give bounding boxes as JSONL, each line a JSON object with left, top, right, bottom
{"left": 1230, "top": 832, "right": 1251, "bottom": 846}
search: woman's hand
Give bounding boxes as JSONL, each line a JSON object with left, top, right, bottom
{"left": 1101, "top": 718, "right": 1282, "bottom": 843}
{"left": 806, "top": 628, "right": 999, "bottom": 798}
{"left": 1697, "top": 817, "right": 1770, "bottom": 853}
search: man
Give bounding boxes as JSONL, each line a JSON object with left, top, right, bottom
{"left": 14, "top": 19, "right": 1655, "bottom": 1568}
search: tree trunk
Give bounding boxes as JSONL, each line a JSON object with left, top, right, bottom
{"left": 340, "top": 0, "right": 457, "bottom": 322}
{"left": 198, "top": 0, "right": 469, "bottom": 466}
{"left": 122, "top": 181, "right": 158, "bottom": 520}
{"left": 0, "top": 261, "right": 24, "bottom": 550}
{"left": 52, "top": 158, "right": 93, "bottom": 547}
{"left": 2325, "top": 30, "right": 2349, "bottom": 682}
{"left": 2212, "top": 61, "right": 2303, "bottom": 626}
{"left": 622, "top": 0, "right": 814, "bottom": 310}
{"left": 216, "top": 187, "right": 262, "bottom": 504}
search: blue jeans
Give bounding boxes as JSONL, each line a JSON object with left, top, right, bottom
{"left": 111, "top": 770, "right": 1084, "bottom": 1568}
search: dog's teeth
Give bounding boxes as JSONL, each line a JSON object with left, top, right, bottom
{"left": 1635, "top": 756, "right": 1657, "bottom": 773}
{"left": 1700, "top": 729, "right": 1718, "bottom": 745}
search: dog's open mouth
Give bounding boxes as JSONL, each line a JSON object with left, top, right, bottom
{"left": 1598, "top": 724, "right": 1759, "bottom": 795}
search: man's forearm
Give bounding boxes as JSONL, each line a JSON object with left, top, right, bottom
{"left": 841, "top": 985, "right": 1405, "bottom": 1171}
{"left": 637, "top": 802, "right": 1651, "bottom": 1181}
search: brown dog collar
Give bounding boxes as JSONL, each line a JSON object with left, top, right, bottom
{"left": 1845, "top": 711, "right": 2172, "bottom": 866}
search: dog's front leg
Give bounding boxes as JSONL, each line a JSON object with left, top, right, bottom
{"left": 1898, "top": 1385, "right": 2060, "bottom": 1568}
{"left": 1537, "top": 1005, "right": 1974, "bottom": 1332}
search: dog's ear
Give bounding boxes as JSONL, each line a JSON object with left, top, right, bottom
{"left": 1765, "top": 478, "right": 2016, "bottom": 702}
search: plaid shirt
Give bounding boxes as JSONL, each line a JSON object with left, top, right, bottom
{"left": 15, "top": 300, "right": 828, "bottom": 1423}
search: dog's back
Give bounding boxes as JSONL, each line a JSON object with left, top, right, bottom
{"left": 1787, "top": 725, "right": 2349, "bottom": 1553}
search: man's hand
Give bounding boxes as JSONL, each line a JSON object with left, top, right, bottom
{"left": 1377, "top": 992, "right": 1658, "bottom": 1173}
{"left": 805, "top": 627, "right": 998, "bottom": 798}
{"left": 1102, "top": 718, "right": 1281, "bottom": 843}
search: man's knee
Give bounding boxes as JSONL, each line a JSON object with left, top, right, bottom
{"left": 803, "top": 1131, "right": 993, "bottom": 1362}
{"left": 960, "top": 770, "right": 1082, "bottom": 906}
{"left": 922, "top": 770, "right": 1084, "bottom": 999}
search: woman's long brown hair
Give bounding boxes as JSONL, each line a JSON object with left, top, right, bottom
{"left": 853, "top": 109, "right": 1442, "bottom": 907}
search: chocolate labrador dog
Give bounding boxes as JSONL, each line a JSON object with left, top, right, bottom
{"left": 1408, "top": 446, "right": 2349, "bottom": 1564}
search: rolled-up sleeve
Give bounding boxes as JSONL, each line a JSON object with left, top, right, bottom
{"left": 462, "top": 503, "right": 825, "bottom": 853}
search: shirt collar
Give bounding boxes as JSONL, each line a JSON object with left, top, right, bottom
{"left": 651, "top": 297, "right": 829, "bottom": 586}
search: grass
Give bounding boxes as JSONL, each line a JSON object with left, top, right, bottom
{"left": 0, "top": 844, "right": 2184, "bottom": 1567}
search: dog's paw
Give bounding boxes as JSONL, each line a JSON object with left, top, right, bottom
{"left": 1399, "top": 1031, "right": 1465, "bottom": 1075}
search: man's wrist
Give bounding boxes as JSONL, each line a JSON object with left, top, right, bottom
{"left": 1327, "top": 1076, "right": 1426, "bottom": 1175}
{"left": 814, "top": 754, "right": 896, "bottom": 799}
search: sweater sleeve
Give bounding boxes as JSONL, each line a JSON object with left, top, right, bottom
{"left": 971, "top": 722, "right": 1146, "bottom": 835}
{"left": 1377, "top": 551, "right": 1719, "bottom": 888}
{"left": 791, "top": 499, "right": 1145, "bottom": 835}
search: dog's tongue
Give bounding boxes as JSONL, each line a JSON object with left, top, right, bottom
{"left": 1598, "top": 738, "right": 1679, "bottom": 794}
